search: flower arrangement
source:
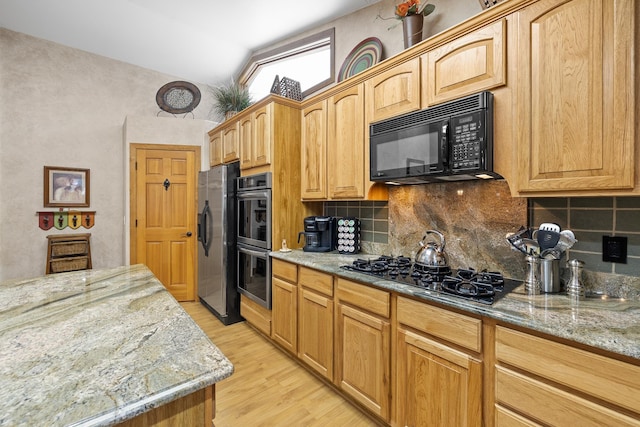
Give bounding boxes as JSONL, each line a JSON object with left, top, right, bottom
{"left": 394, "top": 0, "right": 436, "bottom": 19}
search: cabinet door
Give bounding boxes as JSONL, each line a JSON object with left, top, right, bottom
{"left": 327, "top": 84, "right": 365, "bottom": 199}
{"left": 423, "top": 19, "right": 506, "bottom": 107}
{"left": 222, "top": 123, "right": 239, "bottom": 163}
{"left": 301, "top": 100, "right": 328, "bottom": 199}
{"left": 396, "top": 328, "right": 482, "bottom": 427}
{"left": 336, "top": 303, "right": 390, "bottom": 421}
{"left": 239, "top": 115, "right": 253, "bottom": 170}
{"left": 271, "top": 277, "right": 297, "bottom": 354}
{"left": 515, "top": 0, "right": 634, "bottom": 193}
{"left": 209, "top": 132, "right": 223, "bottom": 166}
{"left": 298, "top": 286, "right": 333, "bottom": 381}
{"left": 365, "top": 58, "right": 421, "bottom": 123}
{"left": 253, "top": 104, "right": 271, "bottom": 168}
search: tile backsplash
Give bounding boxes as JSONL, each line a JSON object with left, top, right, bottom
{"left": 324, "top": 201, "right": 389, "bottom": 253}
{"left": 529, "top": 197, "right": 640, "bottom": 277}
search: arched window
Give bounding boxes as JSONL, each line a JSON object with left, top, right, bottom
{"left": 239, "top": 28, "right": 335, "bottom": 101}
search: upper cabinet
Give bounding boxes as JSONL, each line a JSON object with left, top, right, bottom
{"left": 365, "top": 58, "right": 422, "bottom": 123}
{"left": 327, "top": 84, "right": 366, "bottom": 199}
{"left": 513, "top": 0, "right": 635, "bottom": 194}
{"left": 423, "top": 19, "right": 506, "bottom": 107}
{"left": 239, "top": 104, "right": 272, "bottom": 171}
{"left": 222, "top": 123, "right": 239, "bottom": 164}
{"left": 301, "top": 100, "right": 328, "bottom": 199}
{"left": 209, "top": 131, "right": 223, "bottom": 167}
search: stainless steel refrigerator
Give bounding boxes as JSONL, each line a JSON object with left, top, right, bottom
{"left": 197, "top": 162, "right": 242, "bottom": 325}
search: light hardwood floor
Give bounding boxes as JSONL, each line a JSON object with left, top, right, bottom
{"left": 181, "top": 302, "right": 382, "bottom": 427}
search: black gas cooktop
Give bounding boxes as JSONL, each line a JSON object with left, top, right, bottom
{"left": 341, "top": 255, "right": 519, "bottom": 305}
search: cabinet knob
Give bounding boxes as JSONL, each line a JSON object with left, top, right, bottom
{"left": 183, "top": 231, "right": 193, "bottom": 237}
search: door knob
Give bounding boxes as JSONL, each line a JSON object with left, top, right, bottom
{"left": 183, "top": 231, "right": 193, "bottom": 237}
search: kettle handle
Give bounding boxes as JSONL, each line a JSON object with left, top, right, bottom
{"left": 422, "top": 230, "right": 446, "bottom": 252}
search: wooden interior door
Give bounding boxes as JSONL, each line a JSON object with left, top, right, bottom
{"left": 131, "top": 145, "right": 199, "bottom": 301}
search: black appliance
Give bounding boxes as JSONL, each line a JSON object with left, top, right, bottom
{"left": 298, "top": 216, "right": 337, "bottom": 252}
{"left": 237, "top": 172, "right": 272, "bottom": 309}
{"left": 197, "top": 162, "right": 242, "bottom": 325}
{"left": 341, "top": 256, "right": 519, "bottom": 305}
{"left": 369, "top": 91, "right": 501, "bottom": 184}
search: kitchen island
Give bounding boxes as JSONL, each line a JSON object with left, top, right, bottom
{"left": 0, "top": 264, "right": 233, "bottom": 427}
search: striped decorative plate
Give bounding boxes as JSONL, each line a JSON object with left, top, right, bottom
{"left": 338, "top": 37, "right": 383, "bottom": 82}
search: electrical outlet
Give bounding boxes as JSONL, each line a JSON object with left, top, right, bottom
{"left": 602, "top": 235, "right": 628, "bottom": 263}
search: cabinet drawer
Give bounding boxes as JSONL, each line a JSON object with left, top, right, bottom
{"left": 298, "top": 266, "right": 333, "bottom": 297}
{"left": 495, "top": 405, "right": 542, "bottom": 427}
{"left": 397, "top": 296, "right": 481, "bottom": 352}
{"left": 272, "top": 259, "right": 297, "bottom": 283}
{"left": 496, "top": 326, "right": 640, "bottom": 414}
{"left": 240, "top": 295, "right": 271, "bottom": 336}
{"left": 336, "top": 278, "right": 390, "bottom": 318}
{"left": 495, "top": 366, "right": 640, "bottom": 427}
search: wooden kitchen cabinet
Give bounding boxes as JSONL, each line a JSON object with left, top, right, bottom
{"left": 335, "top": 278, "right": 391, "bottom": 422}
{"left": 301, "top": 99, "right": 327, "bottom": 199}
{"left": 222, "top": 122, "right": 239, "bottom": 163}
{"left": 513, "top": 0, "right": 635, "bottom": 194}
{"left": 209, "top": 131, "right": 223, "bottom": 166}
{"left": 239, "top": 104, "right": 272, "bottom": 171}
{"left": 396, "top": 296, "right": 483, "bottom": 427}
{"left": 494, "top": 326, "right": 640, "bottom": 426}
{"left": 271, "top": 259, "right": 297, "bottom": 354}
{"left": 238, "top": 114, "right": 253, "bottom": 169}
{"left": 327, "top": 84, "right": 365, "bottom": 199}
{"left": 422, "top": 19, "right": 506, "bottom": 107}
{"left": 297, "top": 266, "right": 334, "bottom": 381}
{"left": 365, "top": 58, "right": 421, "bottom": 123}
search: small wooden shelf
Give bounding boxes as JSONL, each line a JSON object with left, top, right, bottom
{"left": 46, "top": 233, "right": 92, "bottom": 274}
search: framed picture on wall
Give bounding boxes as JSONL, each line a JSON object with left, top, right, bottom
{"left": 44, "top": 166, "right": 90, "bottom": 207}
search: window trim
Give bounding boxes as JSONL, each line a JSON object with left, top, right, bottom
{"left": 238, "top": 28, "right": 335, "bottom": 99}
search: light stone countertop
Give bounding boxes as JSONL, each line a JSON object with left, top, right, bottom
{"left": 271, "top": 250, "right": 640, "bottom": 361}
{"left": 0, "top": 264, "right": 233, "bottom": 427}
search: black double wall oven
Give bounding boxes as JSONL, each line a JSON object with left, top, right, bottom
{"left": 236, "top": 172, "right": 272, "bottom": 309}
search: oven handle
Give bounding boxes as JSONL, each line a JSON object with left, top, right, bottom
{"left": 237, "top": 190, "right": 271, "bottom": 200}
{"left": 237, "top": 245, "right": 268, "bottom": 258}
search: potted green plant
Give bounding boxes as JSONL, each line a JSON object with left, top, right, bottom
{"left": 210, "top": 80, "right": 253, "bottom": 120}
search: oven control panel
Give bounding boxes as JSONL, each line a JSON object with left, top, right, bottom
{"left": 450, "top": 111, "right": 485, "bottom": 170}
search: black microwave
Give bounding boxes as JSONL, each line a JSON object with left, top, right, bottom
{"left": 370, "top": 91, "right": 501, "bottom": 184}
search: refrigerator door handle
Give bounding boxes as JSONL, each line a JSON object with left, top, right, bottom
{"left": 200, "top": 200, "right": 211, "bottom": 256}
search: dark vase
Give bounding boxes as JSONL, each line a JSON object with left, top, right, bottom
{"left": 402, "top": 14, "right": 424, "bottom": 49}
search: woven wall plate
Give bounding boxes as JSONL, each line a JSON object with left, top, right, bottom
{"left": 156, "top": 81, "right": 201, "bottom": 114}
{"left": 338, "top": 37, "right": 383, "bottom": 82}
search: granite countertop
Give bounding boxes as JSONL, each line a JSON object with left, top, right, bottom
{"left": 0, "top": 264, "right": 233, "bottom": 427}
{"left": 271, "top": 250, "right": 640, "bottom": 361}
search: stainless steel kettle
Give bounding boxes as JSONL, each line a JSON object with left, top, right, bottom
{"left": 415, "top": 230, "right": 449, "bottom": 267}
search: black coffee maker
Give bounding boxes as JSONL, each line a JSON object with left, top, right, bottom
{"left": 298, "top": 216, "right": 337, "bottom": 252}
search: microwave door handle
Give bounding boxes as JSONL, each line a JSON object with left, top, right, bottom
{"left": 441, "top": 123, "right": 449, "bottom": 167}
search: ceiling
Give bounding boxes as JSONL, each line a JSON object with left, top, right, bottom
{"left": 0, "top": 0, "right": 380, "bottom": 86}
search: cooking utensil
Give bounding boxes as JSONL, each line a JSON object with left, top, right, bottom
{"left": 536, "top": 229, "right": 561, "bottom": 251}
{"left": 539, "top": 223, "right": 561, "bottom": 233}
{"left": 416, "top": 230, "right": 449, "bottom": 267}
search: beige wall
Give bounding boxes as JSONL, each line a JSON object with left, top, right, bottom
{"left": 0, "top": 28, "right": 215, "bottom": 281}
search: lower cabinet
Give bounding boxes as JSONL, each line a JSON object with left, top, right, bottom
{"left": 297, "top": 266, "right": 334, "bottom": 381}
{"left": 335, "top": 278, "right": 391, "bottom": 422}
{"left": 271, "top": 259, "right": 298, "bottom": 353}
{"left": 263, "top": 262, "right": 640, "bottom": 427}
{"left": 494, "top": 326, "right": 640, "bottom": 427}
{"left": 396, "top": 296, "right": 483, "bottom": 427}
